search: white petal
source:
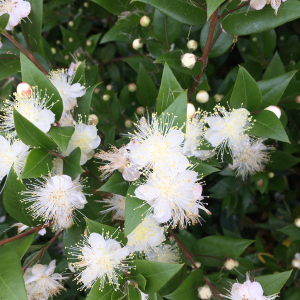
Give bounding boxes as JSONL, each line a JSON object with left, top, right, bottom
{"left": 250, "top": 0, "right": 267, "bottom": 10}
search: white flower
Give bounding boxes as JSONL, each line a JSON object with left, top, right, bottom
{"left": 95, "top": 143, "right": 140, "bottom": 181}
{"left": 0, "top": 0, "right": 31, "bottom": 31}
{"left": 24, "top": 260, "right": 67, "bottom": 300}
{"left": 183, "top": 113, "right": 215, "bottom": 160}
{"left": 243, "top": 0, "right": 286, "bottom": 15}
{"left": 181, "top": 53, "right": 197, "bottom": 69}
{"left": 229, "top": 139, "right": 271, "bottom": 180}
{"left": 71, "top": 232, "right": 130, "bottom": 290}
{"left": 127, "top": 214, "right": 165, "bottom": 253}
{"left": 23, "top": 175, "right": 87, "bottom": 230}
{"left": 48, "top": 69, "right": 86, "bottom": 111}
{"left": 145, "top": 243, "right": 181, "bottom": 264}
{"left": 223, "top": 274, "right": 278, "bottom": 300}
{"left": 0, "top": 89, "right": 55, "bottom": 134}
{"left": 135, "top": 167, "right": 210, "bottom": 228}
{"left": 292, "top": 253, "right": 300, "bottom": 269}
{"left": 98, "top": 194, "right": 126, "bottom": 221}
{"left": 65, "top": 122, "right": 101, "bottom": 165}
{"left": 224, "top": 258, "right": 238, "bottom": 270}
{"left": 198, "top": 284, "right": 212, "bottom": 299}
{"left": 0, "top": 136, "right": 29, "bottom": 181}
{"left": 128, "top": 113, "right": 189, "bottom": 172}
{"left": 59, "top": 110, "right": 75, "bottom": 127}
{"left": 204, "top": 106, "right": 252, "bottom": 156}
{"left": 13, "top": 222, "right": 46, "bottom": 236}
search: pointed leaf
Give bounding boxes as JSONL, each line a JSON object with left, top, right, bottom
{"left": 207, "top": 0, "right": 225, "bottom": 19}
{"left": 73, "top": 61, "right": 86, "bottom": 86}
{"left": 0, "top": 13, "right": 9, "bottom": 32}
{"left": 86, "top": 279, "right": 114, "bottom": 300}
{"left": 263, "top": 52, "right": 285, "bottom": 80}
{"left": 98, "top": 172, "right": 130, "bottom": 197}
{"left": 278, "top": 224, "right": 300, "bottom": 240}
{"left": 268, "top": 150, "right": 300, "bottom": 171}
{"left": 47, "top": 126, "right": 75, "bottom": 153}
{"left": 64, "top": 147, "right": 84, "bottom": 180}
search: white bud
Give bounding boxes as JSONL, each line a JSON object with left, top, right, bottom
{"left": 86, "top": 65, "right": 91, "bottom": 70}
{"left": 51, "top": 47, "right": 56, "bottom": 55}
{"left": 86, "top": 40, "right": 92, "bottom": 46}
{"left": 295, "top": 218, "right": 300, "bottom": 228}
{"left": 83, "top": 2, "right": 89, "bottom": 7}
{"left": 88, "top": 114, "right": 99, "bottom": 126}
{"left": 76, "top": 52, "right": 81, "bottom": 57}
{"left": 68, "top": 21, "right": 74, "bottom": 27}
{"left": 17, "top": 82, "right": 32, "bottom": 97}
{"left": 125, "top": 120, "right": 133, "bottom": 128}
{"left": 292, "top": 258, "right": 300, "bottom": 269}
{"left": 94, "top": 88, "right": 100, "bottom": 94}
{"left": 132, "top": 39, "right": 143, "bottom": 50}
{"left": 68, "top": 37, "right": 73, "bottom": 43}
{"left": 137, "top": 106, "right": 145, "bottom": 115}
{"left": 196, "top": 90, "right": 209, "bottom": 103}
{"left": 64, "top": 54, "right": 69, "bottom": 60}
{"left": 214, "top": 94, "right": 223, "bottom": 103}
{"left": 78, "top": 8, "right": 83, "bottom": 13}
{"left": 295, "top": 96, "right": 300, "bottom": 103}
{"left": 198, "top": 285, "right": 212, "bottom": 299}
{"left": 264, "top": 105, "right": 281, "bottom": 119}
{"left": 56, "top": 40, "right": 61, "bottom": 45}
{"left": 103, "top": 94, "right": 110, "bottom": 101}
{"left": 187, "top": 40, "right": 198, "bottom": 51}
{"left": 252, "top": 36, "right": 258, "bottom": 42}
{"left": 234, "top": 260, "right": 239, "bottom": 267}
{"left": 268, "top": 172, "right": 275, "bottom": 179}
{"left": 140, "top": 16, "right": 150, "bottom": 27}
{"left": 106, "top": 84, "right": 112, "bottom": 91}
{"left": 224, "top": 258, "right": 236, "bottom": 270}
{"left": 181, "top": 53, "right": 197, "bottom": 69}
{"left": 187, "top": 103, "right": 196, "bottom": 118}
{"left": 128, "top": 83, "right": 137, "bottom": 92}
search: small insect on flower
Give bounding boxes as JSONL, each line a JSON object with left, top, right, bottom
{"left": 98, "top": 194, "right": 126, "bottom": 221}
{"left": 71, "top": 232, "right": 131, "bottom": 290}
{"left": 145, "top": 243, "right": 181, "bottom": 264}
{"left": 0, "top": 88, "right": 55, "bottom": 134}
{"left": 0, "top": 0, "right": 31, "bottom": 30}
{"left": 23, "top": 175, "right": 87, "bottom": 230}
{"left": 127, "top": 214, "right": 165, "bottom": 253}
{"left": 24, "top": 260, "right": 68, "bottom": 300}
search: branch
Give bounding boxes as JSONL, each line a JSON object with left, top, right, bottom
{"left": 49, "top": 151, "right": 65, "bottom": 160}
{"left": 2, "top": 30, "right": 48, "bottom": 75}
{"left": 208, "top": 29, "right": 222, "bottom": 53}
{"left": 218, "top": 1, "right": 250, "bottom": 18}
{"left": 164, "top": 16, "right": 168, "bottom": 46}
{"left": 194, "top": 0, "right": 207, "bottom": 11}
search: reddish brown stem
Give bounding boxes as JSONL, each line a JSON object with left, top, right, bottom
{"left": 208, "top": 29, "right": 222, "bottom": 53}
{"left": 148, "top": 28, "right": 163, "bottom": 44}
{"left": 164, "top": 16, "right": 168, "bottom": 46}
{"left": 0, "top": 56, "right": 19, "bottom": 59}
{"left": 194, "top": 0, "right": 207, "bottom": 11}
{"left": 2, "top": 31, "right": 48, "bottom": 75}
{"left": 20, "top": 22, "right": 32, "bottom": 53}
{"left": 82, "top": 165, "right": 99, "bottom": 181}
{"left": 218, "top": 1, "right": 250, "bottom": 18}
{"left": 49, "top": 151, "right": 65, "bottom": 160}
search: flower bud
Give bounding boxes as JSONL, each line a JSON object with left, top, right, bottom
{"left": 198, "top": 285, "right": 212, "bottom": 299}
{"left": 86, "top": 40, "right": 92, "bottom": 47}
{"left": 181, "top": 53, "right": 197, "bottom": 69}
{"left": 264, "top": 105, "right": 281, "bottom": 119}
{"left": 106, "top": 84, "right": 112, "bottom": 91}
{"left": 196, "top": 90, "right": 209, "bottom": 103}
{"left": 292, "top": 257, "right": 300, "bottom": 269}
{"left": 51, "top": 47, "right": 56, "bottom": 55}
{"left": 56, "top": 40, "right": 61, "bottom": 45}
{"left": 68, "top": 37, "right": 73, "bottom": 43}
{"left": 187, "top": 103, "right": 196, "bottom": 118}
{"left": 83, "top": 2, "right": 89, "bottom": 7}
{"left": 125, "top": 120, "right": 133, "bottom": 128}
{"left": 78, "top": 8, "right": 83, "bottom": 13}
{"left": 86, "top": 65, "right": 91, "bottom": 70}
{"left": 295, "top": 218, "right": 300, "bottom": 228}
{"left": 128, "top": 83, "right": 137, "bottom": 92}
{"left": 224, "top": 258, "right": 236, "bottom": 270}
{"left": 252, "top": 36, "right": 258, "bottom": 42}
{"left": 17, "top": 82, "right": 32, "bottom": 97}
{"left": 68, "top": 20, "right": 74, "bottom": 27}
{"left": 137, "top": 106, "right": 145, "bottom": 115}
{"left": 103, "top": 94, "right": 110, "bottom": 101}
{"left": 64, "top": 54, "right": 69, "bottom": 60}
{"left": 94, "top": 87, "right": 100, "bottom": 94}
{"left": 140, "top": 16, "right": 150, "bottom": 27}
{"left": 187, "top": 40, "right": 198, "bottom": 51}
{"left": 295, "top": 96, "right": 300, "bottom": 103}
{"left": 132, "top": 39, "right": 143, "bottom": 50}
{"left": 268, "top": 172, "right": 275, "bottom": 179}
{"left": 88, "top": 114, "right": 99, "bottom": 126}
{"left": 234, "top": 260, "right": 239, "bottom": 267}
{"left": 214, "top": 94, "right": 223, "bottom": 102}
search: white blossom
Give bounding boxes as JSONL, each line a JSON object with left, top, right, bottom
{"left": 65, "top": 122, "right": 101, "bottom": 165}
{"left": 24, "top": 260, "right": 67, "bottom": 300}
{"left": 23, "top": 175, "right": 87, "bottom": 230}
{"left": 98, "top": 194, "right": 126, "bottom": 221}
{"left": 242, "top": 0, "right": 287, "bottom": 15}
{"left": 0, "top": 0, "right": 31, "bottom": 31}
{"left": 145, "top": 243, "right": 181, "bottom": 264}
{"left": 71, "top": 232, "right": 130, "bottom": 290}
{"left": 0, "top": 136, "right": 29, "bottom": 181}
{"left": 127, "top": 214, "right": 165, "bottom": 253}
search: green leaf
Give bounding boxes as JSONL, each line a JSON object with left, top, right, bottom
{"left": 0, "top": 13, "right": 9, "bottom": 32}
{"left": 92, "top": 0, "right": 132, "bottom": 15}
{"left": 131, "top": 260, "right": 183, "bottom": 294}
{"left": 124, "top": 184, "right": 151, "bottom": 236}
{"left": 21, "top": 0, "right": 43, "bottom": 52}
{"left": 255, "top": 271, "right": 292, "bottom": 296}
{"left": 248, "top": 111, "right": 289, "bottom": 143}
{"left": 222, "top": 0, "right": 300, "bottom": 35}
{"left": 268, "top": 150, "right": 300, "bottom": 171}
{"left": 20, "top": 148, "right": 52, "bottom": 179}
{"left": 87, "top": 33, "right": 102, "bottom": 55}
{"left": 60, "top": 26, "right": 82, "bottom": 49}
{"left": 157, "top": 63, "right": 183, "bottom": 115}
{"left": 47, "top": 126, "right": 75, "bottom": 153}
{"left": 132, "top": 0, "right": 206, "bottom": 25}
{"left": 253, "top": 172, "right": 269, "bottom": 194}
{"left": 98, "top": 172, "right": 130, "bottom": 197}
{"left": 86, "top": 278, "right": 114, "bottom": 300}
{"left": 136, "top": 63, "right": 157, "bottom": 107}
{"left": 250, "top": 29, "right": 276, "bottom": 59}
{"left": 257, "top": 71, "right": 297, "bottom": 108}
{"left": 73, "top": 61, "right": 86, "bottom": 86}
{"left": 10, "top": 234, "right": 35, "bottom": 259}
{"left": 64, "top": 147, "right": 84, "bottom": 180}
{"left": 192, "top": 236, "right": 253, "bottom": 267}
{"left": 164, "top": 269, "right": 204, "bottom": 300}
{"left": 13, "top": 109, "right": 57, "bottom": 150}
{"left": 278, "top": 224, "right": 300, "bottom": 240}
{"left": 124, "top": 55, "right": 158, "bottom": 73}
{"left": 190, "top": 159, "right": 220, "bottom": 177}
{"left": 262, "top": 52, "right": 285, "bottom": 80}
{"left": 207, "top": 0, "right": 225, "bottom": 19}
{"left": 3, "top": 168, "right": 35, "bottom": 227}
{"left": 135, "top": 274, "right": 147, "bottom": 290}
{"left": 0, "top": 245, "right": 28, "bottom": 300}
{"left": 0, "top": 55, "right": 21, "bottom": 81}
{"left": 20, "top": 53, "right": 63, "bottom": 120}
{"left": 128, "top": 285, "right": 142, "bottom": 300}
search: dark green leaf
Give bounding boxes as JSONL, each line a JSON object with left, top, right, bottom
{"left": 0, "top": 13, "right": 9, "bottom": 32}
{"left": 98, "top": 172, "right": 130, "bottom": 197}
{"left": 64, "top": 147, "right": 84, "bottom": 180}
{"left": 10, "top": 234, "right": 35, "bottom": 259}
{"left": 0, "top": 55, "right": 20, "bottom": 80}
{"left": 73, "top": 61, "right": 86, "bottom": 86}
{"left": 47, "top": 126, "right": 75, "bottom": 153}
{"left": 262, "top": 52, "right": 285, "bottom": 80}
{"left": 86, "top": 278, "right": 114, "bottom": 300}
{"left": 250, "top": 29, "right": 276, "bottom": 58}
{"left": 207, "top": 0, "right": 225, "bottom": 19}
{"left": 128, "top": 285, "right": 142, "bottom": 300}
{"left": 268, "top": 150, "right": 300, "bottom": 171}
{"left": 92, "top": 0, "right": 132, "bottom": 15}
{"left": 190, "top": 159, "right": 220, "bottom": 177}
{"left": 278, "top": 224, "right": 300, "bottom": 240}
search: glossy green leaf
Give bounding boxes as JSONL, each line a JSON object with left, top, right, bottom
{"left": 0, "top": 55, "right": 21, "bottom": 81}
{"left": 262, "top": 52, "right": 285, "bottom": 80}
{"left": 60, "top": 26, "right": 82, "bottom": 49}
{"left": 0, "top": 13, "right": 9, "bottom": 32}
{"left": 86, "top": 278, "right": 114, "bottom": 300}
{"left": 132, "top": 0, "right": 206, "bottom": 25}
{"left": 190, "top": 159, "right": 220, "bottom": 177}
{"left": 92, "top": 0, "right": 132, "bottom": 15}
{"left": 136, "top": 63, "right": 157, "bottom": 107}
{"left": 128, "top": 285, "right": 142, "bottom": 300}
{"left": 124, "top": 184, "right": 151, "bottom": 236}
{"left": 250, "top": 29, "right": 276, "bottom": 59}
{"left": 0, "top": 245, "right": 28, "bottom": 300}
{"left": 248, "top": 111, "right": 289, "bottom": 143}
{"left": 124, "top": 55, "right": 158, "bottom": 73}
{"left": 47, "top": 126, "right": 75, "bottom": 153}
{"left": 64, "top": 147, "right": 84, "bottom": 180}
{"left": 230, "top": 66, "right": 262, "bottom": 111}
{"left": 13, "top": 109, "right": 57, "bottom": 150}
{"left": 98, "top": 172, "right": 130, "bottom": 197}
{"left": 222, "top": 0, "right": 300, "bottom": 35}
{"left": 20, "top": 53, "right": 63, "bottom": 120}
{"left": 10, "top": 234, "right": 35, "bottom": 259}
{"left": 253, "top": 172, "right": 269, "bottom": 194}
{"left": 20, "top": 148, "right": 52, "bottom": 179}
{"left": 268, "top": 150, "right": 300, "bottom": 171}
{"left": 86, "top": 33, "right": 101, "bottom": 55}
{"left": 157, "top": 63, "right": 183, "bottom": 115}
{"left": 73, "top": 61, "right": 86, "bottom": 86}
{"left": 255, "top": 271, "right": 292, "bottom": 295}
{"left": 278, "top": 224, "right": 300, "bottom": 240}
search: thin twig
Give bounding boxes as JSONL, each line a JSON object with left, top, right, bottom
{"left": 164, "top": 16, "right": 168, "bottom": 46}
{"left": 218, "top": 1, "right": 250, "bottom": 18}
{"left": 148, "top": 28, "right": 163, "bottom": 44}
{"left": 194, "top": 0, "right": 207, "bottom": 11}
{"left": 0, "top": 56, "right": 19, "bottom": 59}
{"left": 208, "top": 29, "right": 222, "bottom": 53}
{"left": 49, "top": 151, "right": 65, "bottom": 160}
